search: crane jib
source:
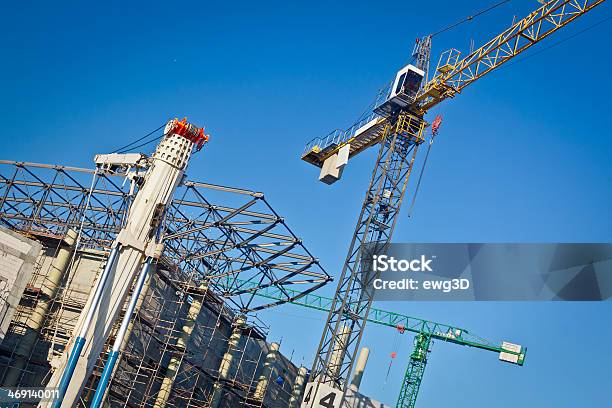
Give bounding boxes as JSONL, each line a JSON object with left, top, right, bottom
{"left": 301, "top": 0, "right": 606, "bottom": 175}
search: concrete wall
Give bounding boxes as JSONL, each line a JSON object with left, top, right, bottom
{"left": 0, "top": 227, "right": 42, "bottom": 342}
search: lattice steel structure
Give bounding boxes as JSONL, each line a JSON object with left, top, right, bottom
{"left": 0, "top": 160, "right": 330, "bottom": 312}
{"left": 396, "top": 334, "right": 431, "bottom": 408}
{"left": 0, "top": 159, "right": 329, "bottom": 407}
{"left": 419, "top": 0, "right": 607, "bottom": 110}
{"left": 310, "top": 113, "right": 424, "bottom": 389}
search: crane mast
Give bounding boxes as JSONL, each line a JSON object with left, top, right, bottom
{"left": 302, "top": 1, "right": 606, "bottom": 407}
{"left": 310, "top": 113, "right": 425, "bottom": 387}
{"left": 396, "top": 333, "right": 431, "bottom": 408}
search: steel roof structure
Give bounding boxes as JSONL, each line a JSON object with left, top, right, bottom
{"left": 0, "top": 160, "right": 331, "bottom": 314}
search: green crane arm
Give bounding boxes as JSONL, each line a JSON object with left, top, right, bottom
{"left": 232, "top": 279, "right": 525, "bottom": 407}
{"left": 238, "top": 279, "right": 525, "bottom": 360}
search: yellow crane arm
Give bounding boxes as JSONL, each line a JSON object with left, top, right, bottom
{"left": 301, "top": 0, "right": 606, "bottom": 171}
{"left": 417, "top": 0, "right": 606, "bottom": 111}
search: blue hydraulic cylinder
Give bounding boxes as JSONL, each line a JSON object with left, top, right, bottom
{"left": 90, "top": 257, "right": 153, "bottom": 408}
{"left": 52, "top": 245, "right": 121, "bottom": 408}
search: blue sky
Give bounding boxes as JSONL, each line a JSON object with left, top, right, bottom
{"left": 1, "top": 0, "right": 611, "bottom": 406}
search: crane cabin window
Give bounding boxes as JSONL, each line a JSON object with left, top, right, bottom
{"left": 391, "top": 64, "right": 424, "bottom": 102}
{"left": 403, "top": 68, "right": 423, "bottom": 98}
{"left": 395, "top": 72, "right": 407, "bottom": 95}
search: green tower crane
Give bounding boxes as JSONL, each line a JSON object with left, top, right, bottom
{"left": 234, "top": 279, "right": 526, "bottom": 407}
{"left": 398, "top": 333, "right": 431, "bottom": 408}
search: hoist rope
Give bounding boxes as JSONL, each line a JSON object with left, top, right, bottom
{"left": 431, "top": 0, "right": 512, "bottom": 38}
{"left": 110, "top": 123, "right": 166, "bottom": 153}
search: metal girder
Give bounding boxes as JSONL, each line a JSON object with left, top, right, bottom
{"left": 0, "top": 160, "right": 331, "bottom": 313}
{"left": 248, "top": 274, "right": 523, "bottom": 351}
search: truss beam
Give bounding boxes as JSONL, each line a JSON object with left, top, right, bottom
{"left": 0, "top": 160, "right": 330, "bottom": 313}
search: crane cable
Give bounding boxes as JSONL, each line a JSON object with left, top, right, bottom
{"left": 383, "top": 327, "right": 403, "bottom": 387}
{"left": 118, "top": 133, "right": 165, "bottom": 153}
{"left": 406, "top": 0, "right": 512, "bottom": 69}
{"left": 110, "top": 123, "right": 166, "bottom": 153}
{"left": 430, "top": 0, "right": 512, "bottom": 38}
{"left": 407, "top": 115, "right": 442, "bottom": 218}
{"left": 110, "top": 119, "right": 213, "bottom": 155}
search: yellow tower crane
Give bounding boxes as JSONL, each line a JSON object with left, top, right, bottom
{"left": 300, "top": 1, "right": 607, "bottom": 407}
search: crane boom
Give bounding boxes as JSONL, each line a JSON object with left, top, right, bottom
{"left": 249, "top": 277, "right": 524, "bottom": 356}
{"left": 418, "top": 0, "right": 607, "bottom": 111}
{"left": 301, "top": 0, "right": 606, "bottom": 170}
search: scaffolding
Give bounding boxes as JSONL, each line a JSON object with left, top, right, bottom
{"left": 0, "top": 160, "right": 329, "bottom": 407}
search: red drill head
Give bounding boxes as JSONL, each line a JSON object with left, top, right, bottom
{"left": 167, "top": 118, "right": 210, "bottom": 150}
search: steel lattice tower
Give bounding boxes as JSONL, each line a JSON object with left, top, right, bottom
{"left": 308, "top": 113, "right": 425, "bottom": 399}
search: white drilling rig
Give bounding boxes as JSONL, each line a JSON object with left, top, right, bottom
{"left": 42, "top": 118, "right": 209, "bottom": 408}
